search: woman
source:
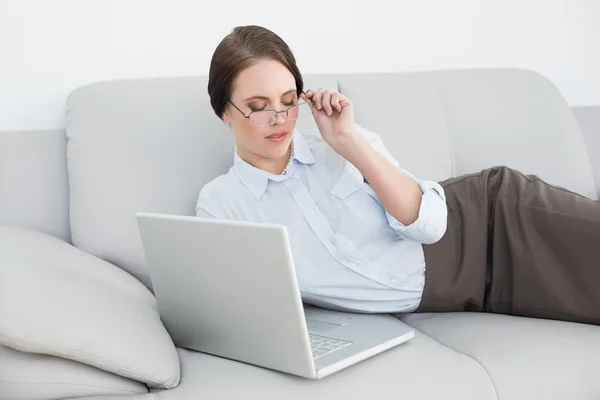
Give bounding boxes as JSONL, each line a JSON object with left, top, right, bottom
{"left": 197, "top": 25, "right": 600, "bottom": 325}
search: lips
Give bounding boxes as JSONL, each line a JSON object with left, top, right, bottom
{"left": 267, "top": 131, "right": 287, "bottom": 138}
{"left": 266, "top": 131, "right": 288, "bottom": 142}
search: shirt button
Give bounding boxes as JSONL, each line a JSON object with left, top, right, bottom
{"left": 307, "top": 209, "right": 315, "bottom": 215}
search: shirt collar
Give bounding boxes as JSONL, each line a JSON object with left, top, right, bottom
{"left": 233, "top": 129, "right": 316, "bottom": 200}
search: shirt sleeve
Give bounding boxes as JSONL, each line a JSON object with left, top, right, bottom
{"left": 355, "top": 123, "right": 448, "bottom": 244}
{"left": 195, "top": 196, "right": 218, "bottom": 219}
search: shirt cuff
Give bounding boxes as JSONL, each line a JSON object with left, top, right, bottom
{"left": 386, "top": 180, "right": 448, "bottom": 244}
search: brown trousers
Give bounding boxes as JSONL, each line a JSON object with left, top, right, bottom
{"left": 418, "top": 166, "right": 600, "bottom": 325}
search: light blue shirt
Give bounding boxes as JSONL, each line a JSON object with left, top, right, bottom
{"left": 196, "top": 124, "right": 448, "bottom": 313}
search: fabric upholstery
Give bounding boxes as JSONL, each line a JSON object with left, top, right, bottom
{"left": 425, "top": 69, "right": 597, "bottom": 199}
{"left": 0, "top": 226, "right": 180, "bottom": 389}
{"left": 0, "top": 130, "right": 71, "bottom": 243}
{"left": 573, "top": 106, "right": 600, "bottom": 198}
{"left": 148, "top": 333, "right": 497, "bottom": 400}
{"left": 337, "top": 72, "right": 454, "bottom": 182}
{"left": 0, "top": 345, "right": 147, "bottom": 400}
{"left": 399, "top": 312, "right": 600, "bottom": 399}
{"left": 63, "top": 396, "right": 155, "bottom": 400}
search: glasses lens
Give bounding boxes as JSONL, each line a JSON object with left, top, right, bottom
{"left": 249, "top": 111, "right": 276, "bottom": 126}
{"left": 287, "top": 104, "right": 301, "bottom": 120}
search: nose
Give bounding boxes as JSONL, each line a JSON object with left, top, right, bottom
{"left": 273, "top": 110, "right": 287, "bottom": 125}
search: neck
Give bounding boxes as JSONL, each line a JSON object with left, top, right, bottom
{"left": 238, "top": 145, "right": 292, "bottom": 175}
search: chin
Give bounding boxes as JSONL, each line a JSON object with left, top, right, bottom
{"left": 264, "top": 138, "right": 292, "bottom": 158}
{"left": 265, "top": 146, "right": 289, "bottom": 160}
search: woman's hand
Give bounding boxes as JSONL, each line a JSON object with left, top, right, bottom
{"left": 301, "top": 88, "right": 426, "bottom": 228}
{"left": 301, "top": 88, "right": 359, "bottom": 152}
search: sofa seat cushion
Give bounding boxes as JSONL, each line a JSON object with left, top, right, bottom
{"left": 399, "top": 312, "right": 600, "bottom": 399}
{"left": 0, "top": 226, "right": 180, "bottom": 389}
{"left": 145, "top": 331, "right": 497, "bottom": 400}
{"left": 0, "top": 344, "right": 147, "bottom": 400}
{"left": 43, "top": 314, "right": 600, "bottom": 400}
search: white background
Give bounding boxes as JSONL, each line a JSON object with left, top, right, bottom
{"left": 1, "top": 0, "right": 599, "bottom": 130}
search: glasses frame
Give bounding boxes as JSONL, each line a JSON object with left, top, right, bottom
{"left": 227, "top": 91, "right": 310, "bottom": 127}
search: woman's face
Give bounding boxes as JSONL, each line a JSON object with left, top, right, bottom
{"left": 223, "top": 59, "right": 299, "bottom": 169}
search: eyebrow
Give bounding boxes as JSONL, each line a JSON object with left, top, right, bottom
{"left": 244, "top": 89, "right": 296, "bottom": 102}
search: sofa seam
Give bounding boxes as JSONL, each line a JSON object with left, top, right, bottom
{"left": 423, "top": 72, "right": 457, "bottom": 178}
{"left": 407, "top": 324, "right": 499, "bottom": 400}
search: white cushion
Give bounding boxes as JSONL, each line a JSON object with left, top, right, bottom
{"left": 0, "top": 226, "right": 180, "bottom": 389}
{"left": 0, "top": 344, "right": 147, "bottom": 400}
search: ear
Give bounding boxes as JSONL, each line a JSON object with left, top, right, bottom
{"left": 222, "top": 111, "right": 231, "bottom": 124}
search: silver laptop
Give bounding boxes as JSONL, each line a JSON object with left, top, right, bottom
{"left": 136, "top": 212, "right": 414, "bottom": 379}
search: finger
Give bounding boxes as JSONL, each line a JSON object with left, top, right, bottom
{"left": 322, "top": 90, "right": 333, "bottom": 116}
{"left": 313, "top": 88, "right": 327, "bottom": 110}
{"left": 338, "top": 93, "right": 351, "bottom": 109}
{"left": 300, "top": 91, "right": 309, "bottom": 103}
{"left": 301, "top": 90, "right": 316, "bottom": 107}
{"left": 331, "top": 92, "right": 341, "bottom": 112}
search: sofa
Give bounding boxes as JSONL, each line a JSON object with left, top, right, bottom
{"left": 1, "top": 68, "right": 599, "bottom": 400}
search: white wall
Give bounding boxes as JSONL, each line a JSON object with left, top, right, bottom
{"left": 1, "top": 0, "right": 599, "bottom": 131}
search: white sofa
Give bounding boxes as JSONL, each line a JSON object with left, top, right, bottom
{"left": 1, "top": 69, "right": 600, "bottom": 399}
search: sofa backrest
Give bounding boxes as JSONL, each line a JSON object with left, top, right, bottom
{"left": 573, "top": 106, "right": 600, "bottom": 196}
{"left": 64, "top": 69, "right": 597, "bottom": 288}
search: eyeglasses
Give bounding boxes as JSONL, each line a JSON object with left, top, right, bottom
{"left": 227, "top": 99, "right": 309, "bottom": 127}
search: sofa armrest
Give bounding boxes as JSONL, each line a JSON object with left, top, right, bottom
{"left": 573, "top": 106, "right": 600, "bottom": 198}
{"left": 0, "top": 130, "right": 71, "bottom": 242}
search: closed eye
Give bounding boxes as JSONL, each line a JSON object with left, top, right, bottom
{"left": 250, "top": 102, "right": 296, "bottom": 112}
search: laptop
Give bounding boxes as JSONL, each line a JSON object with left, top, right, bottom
{"left": 136, "top": 212, "right": 414, "bottom": 379}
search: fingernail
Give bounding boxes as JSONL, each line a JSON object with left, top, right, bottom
{"left": 327, "top": 110, "right": 332, "bottom": 116}
{"left": 316, "top": 102, "right": 321, "bottom": 109}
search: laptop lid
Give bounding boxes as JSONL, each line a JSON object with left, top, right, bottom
{"left": 136, "top": 212, "right": 317, "bottom": 378}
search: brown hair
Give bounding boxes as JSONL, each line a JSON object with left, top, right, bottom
{"left": 207, "top": 25, "right": 304, "bottom": 119}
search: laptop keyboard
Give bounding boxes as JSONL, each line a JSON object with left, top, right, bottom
{"left": 309, "top": 334, "right": 352, "bottom": 359}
